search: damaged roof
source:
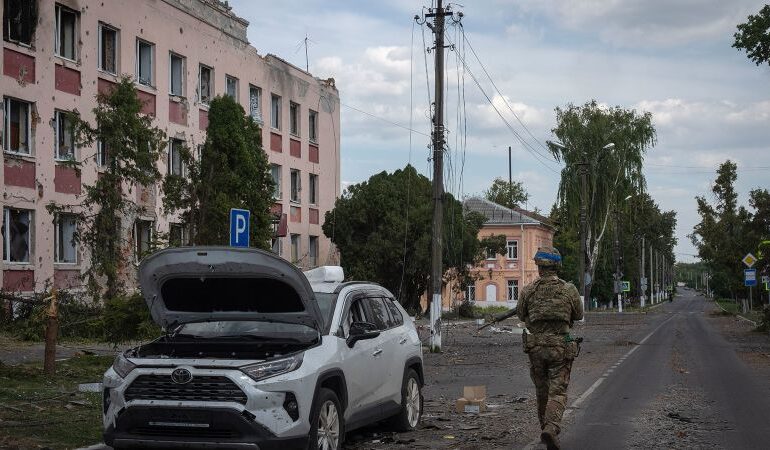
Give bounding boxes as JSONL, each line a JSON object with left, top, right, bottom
{"left": 464, "top": 197, "right": 554, "bottom": 228}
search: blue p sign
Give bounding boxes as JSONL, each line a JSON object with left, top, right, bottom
{"left": 230, "top": 208, "right": 250, "bottom": 248}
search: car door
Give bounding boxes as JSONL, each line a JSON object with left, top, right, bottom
{"left": 340, "top": 295, "right": 389, "bottom": 415}
{"left": 361, "top": 297, "right": 401, "bottom": 404}
{"left": 382, "top": 296, "right": 411, "bottom": 401}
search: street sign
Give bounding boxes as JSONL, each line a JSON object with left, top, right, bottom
{"left": 765, "top": 282, "right": 769, "bottom": 292}
{"left": 742, "top": 253, "right": 757, "bottom": 268}
{"left": 229, "top": 208, "right": 250, "bottom": 248}
{"left": 621, "top": 281, "right": 631, "bottom": 292}
{"left": 744, "top": 268, "right": 757, "bottom": 287}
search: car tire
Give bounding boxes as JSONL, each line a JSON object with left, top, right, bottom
{"left": 308, "top": 387, "right": 343, "bottom": 450}
{"left": 390, "top": 368, "right": 423, "bottom": 432}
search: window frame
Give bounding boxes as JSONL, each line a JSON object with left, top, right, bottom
{"left": 289, "top": 102, "right": 300, "bottom": 137}
{"left": 96, "top": 140, "right": 109, "bottom": 168}
{"left": 308, "top": 173, "right": 319, "bottom": 205}
{"left": 249, "top": 85, "right": 262, "bottom": 123}
{"left": 169, "top": 223, "right": 188, "bottom": 247}
{"left": 55, "top": 3, "right": 78, "bottom": 61}
{"left": 169, "top": 52, "right": 186, "bottom": 97}
{"left": 466, "top": 284, "right": 476, "bottom": 302}
{"left": 54, "top": 212, "right": 78, "bottom": 264}
{"left": 270, "top": 94, "right": 281, "bottom": 130}
{"left": 270, "top": 164, "right": 282, "bottom": 199}
{"left": 2, "top": 207, "right": 32, "bottom": 264}
{"left": 3, "top": 0, "right": 35, "bottom": 46}
{"left": 3, "top": 97, "right": 32, "bottom": 156}
{"left": 134, "top": 219, "right": 154, "bottom": 263}
{"left": 507, "top": 279, "right": 519, "bottom": 302}
{"left": 290, "top": 169, "right": 301, "bottom": 203}
{"left": 168, "top": 138, "right": 185, "bottom": 176}
{"left": 271, "top": 236, "right": 282, "bottom": 256}
{"left": 225, "top": 74, "right": 238, "bottom": 99}
{"left": 198, "top": 64, "right": 213, "bottom": 105}
{"left": 308, "top": 235, "right": 318, "bottom": 267}
{"left": 54, "top": 110, "right": 76, "bottom": 161}
{"left": 97, "top": 22, "right": 119, "bottom": 74}
{"left": 290, "top": 233, "right": 301, "bottom": 263}
{"left": 308, "top": 109, "right": 318, "bottom": 143}
{"left": 506, "top": 239, "right": 519, "bottom": 260}
{"left": 135, "top": 38, "right": 155, "bottom": 87}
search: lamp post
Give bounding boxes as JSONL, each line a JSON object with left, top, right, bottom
{"left": 548, "top": 140, "right": 614, "bottom": 312}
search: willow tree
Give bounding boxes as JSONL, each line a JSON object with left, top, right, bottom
{"left": 547, "top": 100, "right": 656, "bottom": 301}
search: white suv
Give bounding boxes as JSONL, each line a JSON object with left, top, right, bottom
{"left": 102, "top": 247, "right": 423, "bottom": 449}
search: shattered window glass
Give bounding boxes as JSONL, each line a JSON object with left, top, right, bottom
{"left": 168, "top": 138, "right": 184, "bottom": 176}
{"left": 99, "top": 23, "right": 118, "bottom": 74}
{"left": 55, "top": 213, "right": 77, "bottom": 264}
{"left": 226, "top": 75, "right": 238, "bottom": 98}
{"left": 3, "top": 0, "right": 36, "bottom": 45}
{"left": 309, "top": 110, "right": 318, "bottom": 142}
{"left": 3, "top": 97, "right": 30, "bottom": 154}
{"left": 55, "top": 111, "right": 76, "bottom": 160}
{"left": 249, "top": 85, "right": 262, "bottom": 122}
{"left": 199, "top": 65, "right": 212, "bottom": 104}
{"left": 2, "top": 207, "right": 31, "bottom": 263}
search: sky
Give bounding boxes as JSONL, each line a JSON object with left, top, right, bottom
{"left": 231, "top": 0, "right": 770, "bottom": 263}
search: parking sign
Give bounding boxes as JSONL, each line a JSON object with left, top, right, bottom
{"left": 229, "top": 208, "right": 250, "bottom": 247}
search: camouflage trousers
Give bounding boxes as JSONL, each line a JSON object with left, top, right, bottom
{"left": 527, "top": 343, "right": 576, "bottom": 434}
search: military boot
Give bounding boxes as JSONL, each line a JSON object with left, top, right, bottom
{"left": 540, "top": 424, "right": 560, "bottom": 450}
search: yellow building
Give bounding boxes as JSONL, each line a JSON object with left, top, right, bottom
{"left": 443, "top": 197, "right": 556, "bottom": 311}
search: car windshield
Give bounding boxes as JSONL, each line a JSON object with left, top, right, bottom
{"left": 178, "top": 320, "right": 319, "bottom": 342}
{"left": 315, "top": 292, "right": 337, "bottom": 330}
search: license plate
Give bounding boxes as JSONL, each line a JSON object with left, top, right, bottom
{"left": 148, "top": 421, "right": 210, "bottom": 428}
{"left": 149, "top": 410, "right": 210, "bottom": 428}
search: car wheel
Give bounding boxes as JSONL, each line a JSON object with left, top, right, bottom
{"left": 390, "top": 368, "right": 423, "bottom": 431}
{"left": 309, "top": 388, "right": 343, "bottom": 450}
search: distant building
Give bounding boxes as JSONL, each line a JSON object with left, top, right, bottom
{"left": 1, "top": 0, "right": 340, "bottom": 293}
{"left": 436, "top": 197, "right": 556, "bottom": 311}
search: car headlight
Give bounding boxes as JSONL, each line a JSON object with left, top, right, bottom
{"left": 112, "top": 353, "right": 136, "bottom": 379}
{"left": 241, "top": 354, "right": 303, "bottom": 382}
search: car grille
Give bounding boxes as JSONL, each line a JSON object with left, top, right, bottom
{"left": 125, "top": 374, "right": 248, "bottom": 405}
{"left": 130, "top": 426, "right": 238, "bottom": 439}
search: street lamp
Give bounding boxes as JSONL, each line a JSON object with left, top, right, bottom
{"left": 547, "top": 140, "right": 615, "bottom": 312}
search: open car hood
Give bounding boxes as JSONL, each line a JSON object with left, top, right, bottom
{"left": 138, "top": 247, "right": 323, "bottom": 330}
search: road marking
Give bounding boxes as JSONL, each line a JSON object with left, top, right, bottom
{"left": 523, "top": 314, "right": 676, "bottom": 449}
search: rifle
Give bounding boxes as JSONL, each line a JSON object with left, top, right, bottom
{"left": 476, "top": 309, "right": 517, "bottom": 332}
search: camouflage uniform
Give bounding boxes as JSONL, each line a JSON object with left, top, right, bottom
{"left": 515, "top": 247, "right": 583, "bottom": 449}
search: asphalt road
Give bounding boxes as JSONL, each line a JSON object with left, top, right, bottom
{"left": 558, "top": 289, "right": 770, "bottom": 449}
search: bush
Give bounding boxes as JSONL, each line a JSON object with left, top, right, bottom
{"left": 458, "top": 300, "right": 475, "bottom": 318}
{"left": 757, "top": 305, "right": 770, "bottom": 333}
{"left": 103, "top": 293, "right": 161, "bottom": 345}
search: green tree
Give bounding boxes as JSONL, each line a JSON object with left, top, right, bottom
{"left": 690, "top": 161, "right": 756, "bottom": 300}
{"left": 547, "top": 100, "right": 656, "bottom": 301}
{"left": 57, "top": 77, "right": 165, "bottom": 299}
{"left": 483, "top": 177, "right": 529, "bottom": 209}
{"left": 322, "top": 165, "right": 502, "bottom": 312}
{"left": 733, "top": 5, "right": 770, "bottom": 67}
{"left": 163, "top": 95, "right": 274, "bottom": 248}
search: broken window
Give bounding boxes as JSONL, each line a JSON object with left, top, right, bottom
{"left": 3, "top": 97, "right": 31, "bottom": 155}
{"left": 98, "top": 23, "right": 118, "bottom": 74}
{"left": 271, "top": 164, "right": 282, "bottom": 198}
{"left": 3, "top": 0, "right": 37, "bottom": 46}
{"left": 55, "top": 3, "right": 77, "bottom": 60}
{"left": 289, "top": 102, "right": 299, "bottom": 136}
{"left": 54, "top": 213, "right": 77, "bottom": 264}
{"left": 168, "top": 138, "right": 184, "bottom": 176}
{"left": 308, "top": 235, "right": 318, "bottom": 267}
{"left": 290, "top": 234, "right": 300, "bottom": 263}
{"left": 225, "top": 75, "right": 238, "bottom": 98}
{"left": 134, "top": 219, "right": 154, "bottom": 262}
{"left": 169, "top": 53, "right": 185, "bottom": 96}
{"left": 271, "top": 94, "right": 281, "bottom": 129}
{"left": 96, "top": 140, "right": 109, "bottom": 168}
{"left": 169, "top": 223, "right": 187, "bottom": 247}
{"left": 199, "top": 65, "right": 212, "bottom": 104}
{"left": 2, "top": 207, "right": 31, "bottom": 263}
{"left": 249, "top": 85, "right": 262, "bottom": 123}
{"left": 308, "top": 173, "right": 318, "bottom": 205}
{"left": 308, "top": 109, "right": 318, "bottom": 143}
{"left": 136, "top": 39, "right": 154, "bottom": 86}
{"left": 290, "top": 169, "right": 301, "bottom": 203}
{"left": 55, "top": 110, "right": 76, "bottom": 160}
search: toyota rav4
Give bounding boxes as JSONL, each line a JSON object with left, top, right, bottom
{"left": 102, "top": 247, "right": 423, "bottom": 449}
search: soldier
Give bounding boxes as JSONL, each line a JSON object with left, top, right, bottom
{"left": 516, "top": 246, "right": 583, "bottom": 450}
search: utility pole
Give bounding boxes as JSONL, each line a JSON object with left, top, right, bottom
{"left": 508, "top": 146, "right": 513, "bottom": 208}
{"left": 417, "top": 0, "right": 460, "bottom": 353}
{"left": 640, "top": 235, "right": 646, "bottom": 307}
{"left": 578, "top": 160, "right": 589, "bottom": 311}
{"left": 650, "top": 246, "right": 654, "bottom": 304}
{"left": 613, "top": 207, "right": 622, "bottom": 312}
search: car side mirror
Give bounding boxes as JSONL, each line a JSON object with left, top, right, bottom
{"left": 347, "top": 321, "right": 380, "bottom": 348}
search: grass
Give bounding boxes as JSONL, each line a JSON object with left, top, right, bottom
{"left": 0, "top": 354, "right": 113, "bottom": 449}
{"left": 715, "top": 298, "right": 740, "bottom": 315}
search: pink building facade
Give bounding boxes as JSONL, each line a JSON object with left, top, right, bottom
{"left": 438, "top": 197, "right": 556, "bottom": 311}
{"left": 1, "top": 0, "right": 341, "bottom": 293}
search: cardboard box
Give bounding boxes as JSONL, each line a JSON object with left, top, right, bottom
{"left": 455, "top": 385, "right": 487, "bottom": 413}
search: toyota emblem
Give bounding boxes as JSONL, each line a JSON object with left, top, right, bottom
{"left": 171, "top": 368, "right": 193, "bottom": 384}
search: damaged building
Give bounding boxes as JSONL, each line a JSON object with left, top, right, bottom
{"left": 0, "top": 0, "right": 341, "bottom": 293}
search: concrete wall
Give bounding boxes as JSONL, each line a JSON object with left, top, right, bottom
{"left": 0, "top": 0, "right": 341, "bottom": 293}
